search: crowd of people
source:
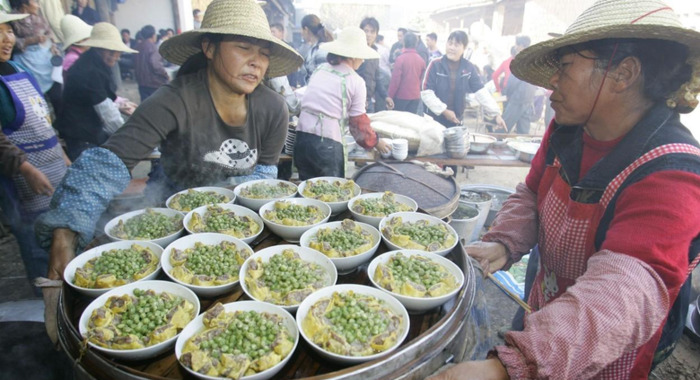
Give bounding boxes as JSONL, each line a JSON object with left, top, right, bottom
{"left": 1, "top": 0, "right": 699, "bottom": 379}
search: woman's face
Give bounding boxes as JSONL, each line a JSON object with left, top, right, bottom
{"left": 23, "top": 0, "right": 40, "bottom": 15}
{"left": 98, "top": 49, "right": 121, "bottom": 67}
{"left": 548, "top": 50, "right": 603, "bottom": 126}
{"left": 205, "top": 36, "right": 271, "bottom": 95}
{"left": 0, "top": 23, "right": 16, "bottom": 63}
{"left": 77, "top": 0, "right": 88, "bottom": 7}
{"left": 445, "top": 38, "right": 465, "bottom": 62}
{"left": 301, "top": 26, "right": 312, "bottom": 43}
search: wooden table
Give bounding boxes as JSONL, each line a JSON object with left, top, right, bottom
{"left": 280, "top": 144, "right": 529, "bottom": 168}
{"left": 57, "top": 211, "right": 479, "bottom": 379}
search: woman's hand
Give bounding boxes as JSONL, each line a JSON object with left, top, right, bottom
{"left": 385, "top": 97, "right": 395, "bottom": 110}
{"left": 465, "top": 241, "right": 509, "bottom": 274}
{"left": 442, "top": 109, "right": 460, "bottom": 124}
{"left": 47, "top": 228, "right": 78, "bottom": 281}
{"left": 375, "top": 138, "right": 391, "bottom": 154}
{"left": 427, "top": 359, "right": 510, "bottom": 380}
{"left": 19, "top": 161, "right": 54, "bottom": 196}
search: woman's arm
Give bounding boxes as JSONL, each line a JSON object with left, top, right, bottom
{"left": 421, "top": 59, "right": 448, "bottom": 115}
{"left": 0, "top": 130, "right": 27, "bottom": 177}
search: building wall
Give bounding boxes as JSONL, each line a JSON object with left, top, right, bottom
{"left": 113, "top": 0, "right": 177, "bottom": 36}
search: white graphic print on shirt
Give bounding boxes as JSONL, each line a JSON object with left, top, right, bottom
{"left": 203, "top": 138, "right": 258, "bottom": 170}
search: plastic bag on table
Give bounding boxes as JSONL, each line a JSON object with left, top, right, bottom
{"left": 369, "top": 111, "right": 446, "bottom": 156}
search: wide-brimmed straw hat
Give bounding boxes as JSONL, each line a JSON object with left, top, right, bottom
{"left": 320, "top": 27, "right": 379, "bottom": 60}
{"left": 60, "top": 15, "right": 92, "bottom": 51}
{"left": 159, "top": 0, "right": 303, "bottom": 78}
{"left": 511, "top": 0, "right": 700, "bottom": 90}
{"left": 77, "top": 22, "right": 138, "bottom": 53}
{"left": 0, "top": 11, "right": 28, "bottom": 24}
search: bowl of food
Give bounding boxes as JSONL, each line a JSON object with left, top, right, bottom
{"left": 240, "top": 245, "right": 337, "bottom": 313}
{"left": 348, "top": 192, "right": 418, "bottom": 228}
{"left": 161, "top": 233, "right": 253, "bottom": 298}
{"left": 104, "top": 207, "right": 184, "bottom": 248}
{"left": 78, "top": 280, "right": 199, "bottom": 360}
{"left": 298, "top": 177, "right": 361, "bottom": 215}
{"left": 507, "top": 141, "right": 540, "bottom": 163}
{"left": 258, "top": 199, "right": 331, "bottom": 243}
{"left": 296, "top": 284, "right": 409, "bottom": 365}
{"left": 379, "top": 212, "right": 458, "bottom": 256}
{"left": 175, "top": 301, "right": 298, "bottom": 380}
{"left": 468, "top": 133, "right": 497, "bottom": 154}
{"left": 367, "top": 250, "right": 464, "bottom": 312}
{"left": 299, "top": 219, "right": 381, "bottom": 274}
{"left": 166, "top": 187, "right": 236, "bottom": 213}
{"left": 183, "top": 204, "right": 263, "bottom": 244}
{"left": 64, "top": 241, "right": 163, "bottom": 297}
{"left": 234, "top": 179, "right": 298, "bottom": 212}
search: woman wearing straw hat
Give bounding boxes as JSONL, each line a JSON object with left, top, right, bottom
{"left": 34, "top": 0, "right": 302, "bottom": 345}
{"left": 59, "top": 14, "right": 91, "bottom": 81}
{"left": 429, "top": 1, "right": 700, "bottom": 379}
{"left": 293, "top": 27, "right": 390, "bottom": 179}
{"left": 57, "top": 22, "right": 138, "bottom": 161}
{"left": 0, "top": 11, "right": 69, "bottom": 296}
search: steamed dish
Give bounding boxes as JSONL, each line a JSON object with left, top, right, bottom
{"left": 351, "top": 192, "right": 413, "bottom": 217}
{"left": 169, "top": 189, "right": 231, "bottom": 212}
{"left": 302, "top": 291, "right": 403, "bottom": 356}
{"left": 180, "top": 303, "right": 295, "bottom": 378}
{"left": 302, "top": 179, "right": 357, "bottom": 202}
{"left": 382, "top": 216, "right": 456, "bottom": 251}
{"left": 110, "top": 208, "right": 183, "bottom": 240}
{"left": 245, "top": 249, "right": 329, "bottom": 306}
{"left": 187, "top": 205, "right": 261, "bottom": 238}
{"left": 86, "top": 289, "right": 195, "bottom": 349}
{"left": 308, "top": 219, "right": 374, "bottom": 258}
{"left": 373, "top": 253, "right": 458, "bottom": 297}
{"left": 239, "top": 182, "right": 296, "bottom": 199}
{"left": 263, "top": 201, "right": 325, "bottom": 226}
{"left": 170, "top": 241, "right": 250, "bottom": 286}
{"left": 73, "top": 244, "right": 159, "bottom": 289}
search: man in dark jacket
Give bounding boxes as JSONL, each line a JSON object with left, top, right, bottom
{"left": 134, "top": 25, "right": 169, "bottom": 102}
{"left": 389, "top": 27, "right": 406, "bottom": 64}
{"left": 358, "top": 17, "right": 388, "bottom": 112}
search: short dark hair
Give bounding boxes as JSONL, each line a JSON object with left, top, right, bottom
{"left": 360, "top": 17, "right": 379, "bottom": 33}
{"left": 448, "top": 30, "right": 468, "bottom": 47}
{"left": 397, "top": 28, "right": 407, "bottom": 34}
{"left": 270, "top": 23, "right": 284, "bottom": 32}
{"left": 426, "top": 32, "right": 437, "bottom": 41}
{"left": 193, "top": 9, "right": 201, "bottom": 16}
{"left": 9, "top": 0, "right": 30, "bottom": 10}
{"left": 563, "top": 38, "right": 691, "bottom": 104}
{"left": 403, "top": 32, "right": 418, "bottom": 49}
{"left": 121, "top": 29, "right": 130, "bottom": 35}
{"left": 515, "top": 35, "right": 531, "bottom": 48}
{"left": 140, "top": 25, "right": 156, "bottom": 39}
{"left": 327, "top": 53, "right": 345, "bottom": 65}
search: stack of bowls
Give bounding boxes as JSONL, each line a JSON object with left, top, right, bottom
{"left": 391, "top": 138, "right": 409, "bottom": 160}
{"left": 443, "top": 127, "right": 470, "bottom": 158}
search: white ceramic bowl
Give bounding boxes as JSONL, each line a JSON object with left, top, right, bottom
{"left": 258, "top": 198, "right": 331, "bottom": 243}
{"left": 104, "top": 207, "right": 184, "bottom": 248}
{"left": 239, "top": 244, "right": 337, "bottom": 313}
{"left": 367, "top": 250, "right": 465, "bottom": 312}
{"left": 468, "top": 133, "right": 497, "bottom": 154}
{"left": 392, "top": 151, "right": 408, "bottom": 161}
{"left": 175, "top": 301, "right": 299, "bottom": 380}
{"left": 64, "top": 241, "right": 163, "bottom": 297}
{"left": 298, "top": 177, "right": 361, "bottom": 215}
{"left": 507, "top": 141, "right": 540, "bottom": 163}
{"left": 348, "top": 192, "right": 418, "bottom": 228}
{"left": 78, "top": 280, "right": 200, "bottom": 361}
{"left": 233, "top": 179, "right": 298, "bottom": 212}
{"left": 183, "top": 203, "right": 264, "bottom": 244}
{"left": 165, "top": 186, "right": 236, "bottom": 213}
{"left": 161, "top": 233, "right": 254, "bottom": 298}
{"left": 295, "top": 284, "right": 410, "bottom": 365}
{"left": 299, "top": 220, "right": 381, "bottom": 274}
{"left": 379, "top": 212, "right": 458, "bottom": 256}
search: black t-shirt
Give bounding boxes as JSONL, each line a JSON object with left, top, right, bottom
{"left": 103, "top": 69, "right": 288, "bottom": 188}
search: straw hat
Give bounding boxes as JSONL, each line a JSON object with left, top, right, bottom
{"left": 0, "top": 11, "right": 28, "bottom": 24}
{"left": 511, "top": 0, "right": 700, "bottom": 90}
{"left": 60, "top": 15, "right": 92, "bottom": 51}
{"left": 320, "top": 27, "right": 379, "bottom": 60}
{"left": 159, "top": 0, "right": 303, "bottom": 78}
{"left": 77, "top": 22, "right": 138, "bottom": 53}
